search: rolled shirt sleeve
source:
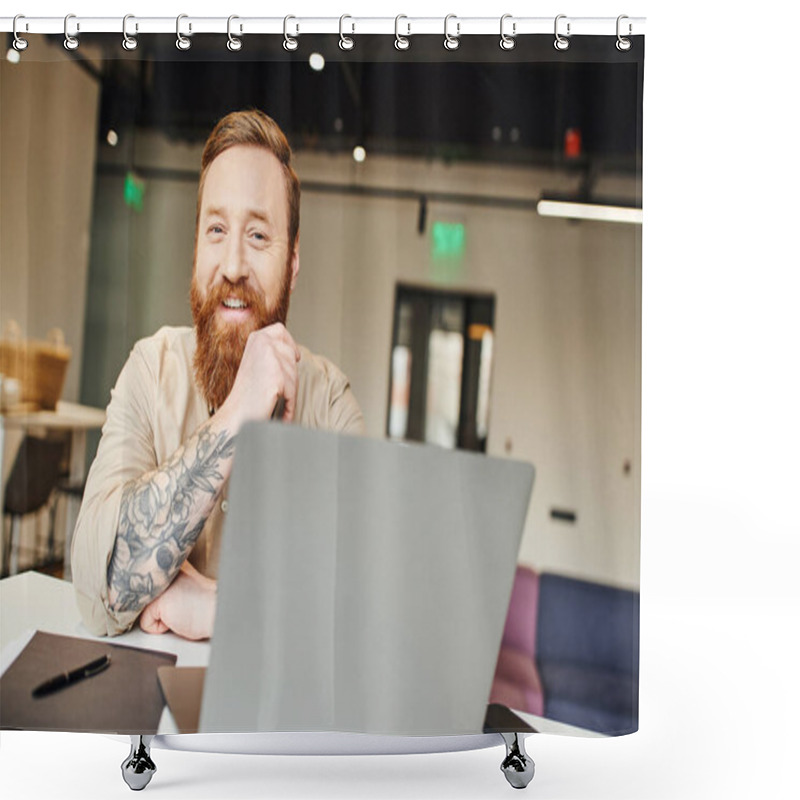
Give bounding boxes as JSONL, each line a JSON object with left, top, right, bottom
{"left": 71, "top": 342, "right": 158, "bottom": 636}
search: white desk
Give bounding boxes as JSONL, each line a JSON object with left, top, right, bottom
{"left": 0, "top": 571, "right": 206, "bottom": 734}
{"left": 0, "top": 401, "right": 106, "bottom": 577}
{"left": 0, "top": 571, "right": 603, "bottom": 739}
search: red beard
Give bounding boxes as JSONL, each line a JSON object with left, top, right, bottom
{"left": 191, "top": 274, "right": 291, "bottom": 412}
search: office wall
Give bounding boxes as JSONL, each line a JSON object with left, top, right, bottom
{"left": 85, "top": 131, "right": 641, "bottom": 590}
{"left": 0, "top": 40, "right": 99, "bottom": 404}
{"left": 294, "top": 153, "right": 641, "bottom": 590}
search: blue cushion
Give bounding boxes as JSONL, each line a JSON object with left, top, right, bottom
{"left": 538, "top": 660, "right": 638, "bottom": 731}
{"left": 536, "top": 573, "right": 639, "bottom": 676}
{"left": 544, "top": 694, "right": 638, "bottom": 735}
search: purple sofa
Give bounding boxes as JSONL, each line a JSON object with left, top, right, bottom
{"left": 489, "top": 567, "right": 545, "bottom": 716}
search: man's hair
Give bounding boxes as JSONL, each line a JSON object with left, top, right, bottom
{"left": 196, "top": 109, "right": 300, "bottom": 251}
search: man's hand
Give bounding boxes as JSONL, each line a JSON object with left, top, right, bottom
{"left": 139, "top": 561, "right": 217, "bottom": 640}
{"left": 218, "top": 322, "right": 301, "bottom": 432}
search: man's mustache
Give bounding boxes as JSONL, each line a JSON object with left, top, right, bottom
{"left": 201, "top": 281, "right": 268, "bottom": 317}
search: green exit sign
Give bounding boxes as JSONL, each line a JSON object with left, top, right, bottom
{"left": 431, "top": 221, "right": 466, "bottom": 260}
{"left": 124, "top": 171, "right": 146, "bottom": 211}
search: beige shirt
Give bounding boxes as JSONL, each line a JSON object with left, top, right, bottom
{"left": 71, "top": 326, "right": 365, "bottom": 636}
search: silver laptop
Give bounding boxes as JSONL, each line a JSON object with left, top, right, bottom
{"left": 200, "top": 423, "right": 534, "bottom": 736}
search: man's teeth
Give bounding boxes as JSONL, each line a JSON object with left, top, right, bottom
{"left": 222, "top": 299, "right": 248, "bottom": 309}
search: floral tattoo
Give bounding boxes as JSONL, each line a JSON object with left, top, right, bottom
{"left": 107, "top": 425, "right": 235, "bottom": 613}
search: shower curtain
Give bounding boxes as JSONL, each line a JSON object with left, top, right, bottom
{"left": 0, "top": 21, "right": 643, "bottom": 740}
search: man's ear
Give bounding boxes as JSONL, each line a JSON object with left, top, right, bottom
{"left": 289, "top": 236, "right": 300, "bottom": 292}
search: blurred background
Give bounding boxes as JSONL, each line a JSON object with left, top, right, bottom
{"left": 1, "top": 27, "right": 642, "bottom": 736}
{"left": 1, "top": 32, "right": 641, "bottom": 594}
{"left": 4, "top": 0, "right": 800, "bottom": 793}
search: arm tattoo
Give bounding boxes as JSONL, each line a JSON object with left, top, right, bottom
{"left": 106, "top": 424, "right": 236, "bottom": 614}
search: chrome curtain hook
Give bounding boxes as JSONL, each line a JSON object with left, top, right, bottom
{"left": 339, "top": 15, "right": 355, "bottom": 50}
{"left": 64, "top": 13, "right": 79, "bottom": 51}
{"left": 227, "top": 15, "right": 242, "bottom": 51}
{"left": 122, "top": 15, "right": 138, "bottom": 51}
{"left": 554, "top": 14, "right": 570, "bottom": 51}
{"left": 283, "top": 15, "right": 299, "bottom": 51}
{"left": 176, "top": 13, "right": 192, "bottom": 50}
{"left": 444, "top": 14, "right": 460, "bottom": 51}
{"left": 12, "top": 15, "right": 28, "bottom": 51}
{"left": 616, "top": 14, "right": 632, "bottom": 51}
{"left": 394, "top": 14, "right": 410, "bottom": 51}
{"left": 500, "top": 14, "right": 516, "bottom": 50}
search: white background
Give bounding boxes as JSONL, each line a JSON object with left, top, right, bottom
{"left": 2, "top": 1, "right": 799, "bottom": 798}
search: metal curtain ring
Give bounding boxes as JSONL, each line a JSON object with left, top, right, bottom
{"left": 227, "top": 15, "right": 242, "bottom": 51}
{"left": 394, "top": 15, "right": 410, "bottom": 51}
{"left": 12, "top": 15, "right": 28, "bottom": 51}
{"left": 64, "top": 13, "right": 79, "bottom": 51}
{"left": 500, "top": 14, "right": 516, "bottom": 50}
{"left": 554, "top": 14, "right": 570, "bottom": 51}
{"left": 616, "top": 15, "right": 632, "bottom": 51}
{"left": 122, "top": 15, "right": 138, "bottom": 51}
{"left": 444, "top": 14, "right": 460, "bottom": 51}
{"left": 339, "top": 15, "right": 354, "bottom": 50}
{"left": 283, "top": 15, "right": 298, "bottom": 51}
{"left": 176, "top": 14, "right": 192, "bottom": 50}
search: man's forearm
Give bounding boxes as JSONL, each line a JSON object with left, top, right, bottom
{"left": 106, "top": 419, "right": 235, "bottom": 615}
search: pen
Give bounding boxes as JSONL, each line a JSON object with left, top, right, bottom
{"left": 31, "top": 655, "right": 111, "bottom": 698}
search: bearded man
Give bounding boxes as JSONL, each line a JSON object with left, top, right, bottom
{"left": 71, "top": 110, "right": 364, "bottom": 639}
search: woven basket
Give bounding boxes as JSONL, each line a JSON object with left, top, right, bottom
{"left": 0, "top": 321, "right": 71, "bottom": 411}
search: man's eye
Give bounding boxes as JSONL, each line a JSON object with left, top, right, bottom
{"left": 208, "top": 225, "right": 224, "bottom": 235}
{"left": 251, "top": 231, "right": 267, "bottom": 242}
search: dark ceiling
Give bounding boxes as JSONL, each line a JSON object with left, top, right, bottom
{"left": 74, "top": 34, "right": 643, "bottom": 175}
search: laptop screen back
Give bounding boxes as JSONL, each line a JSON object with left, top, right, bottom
{"left": 200, "top": 423, "right": 534, "bottom": 735}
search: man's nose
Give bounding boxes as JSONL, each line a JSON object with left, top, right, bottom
{"left": 220, "top": 234, "right": 247, "bottom": 282}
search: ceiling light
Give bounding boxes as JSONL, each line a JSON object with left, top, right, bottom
{"left": 353, "top": 146, "right": 366, "bottom": 163}
{"left": 6, "top": 48, "right": 21, "bottom": 64}
{"left": 106, "top": 130, "right": 119, "bottom": 147}
{"left": 309, "top": 52, "right": 325, "bottom": 71}
{"left": 537, "top": 198, "right": 642, "bottom": 225}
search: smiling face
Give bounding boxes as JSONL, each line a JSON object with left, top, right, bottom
{"left": 191, "top": 144, "right": 300, "bottom": 410}
{"left": 193, "top": 144, "right": 299, "bottom": 325}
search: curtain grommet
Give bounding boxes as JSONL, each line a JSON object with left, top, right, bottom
{"left": 12, "top": 15, "right": 29, "bottom": 51}
{"left": 554, "top": 14, "right": 570, "bottom": 51}
{"left": 616, "top": 15, "right": 632, "bottom": 51}
{"left": 283, "top": 15, "right": 299, "bottom": 51}
{"left": 63, "top": 13, "right": 79, "bottom": 51}
{"left": 500, "top": 14, "right": 516, "bottom": 51}
{"left": 122, "top": 15, "right": 138, "bottom": 51}
{"left": 339, "top": 15, "right": 355, "bottom": 51}
{"left": 227, "top": 15, "right": 242, "bottom": 52}
{"left": 394, "top": 15, "right": 410, "bottom": 51}
{"left": 176, "top": 14, "right": 192, "bottom": 51}
{"left": 444, "top": 14, "right": 460, "bottom": 51}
